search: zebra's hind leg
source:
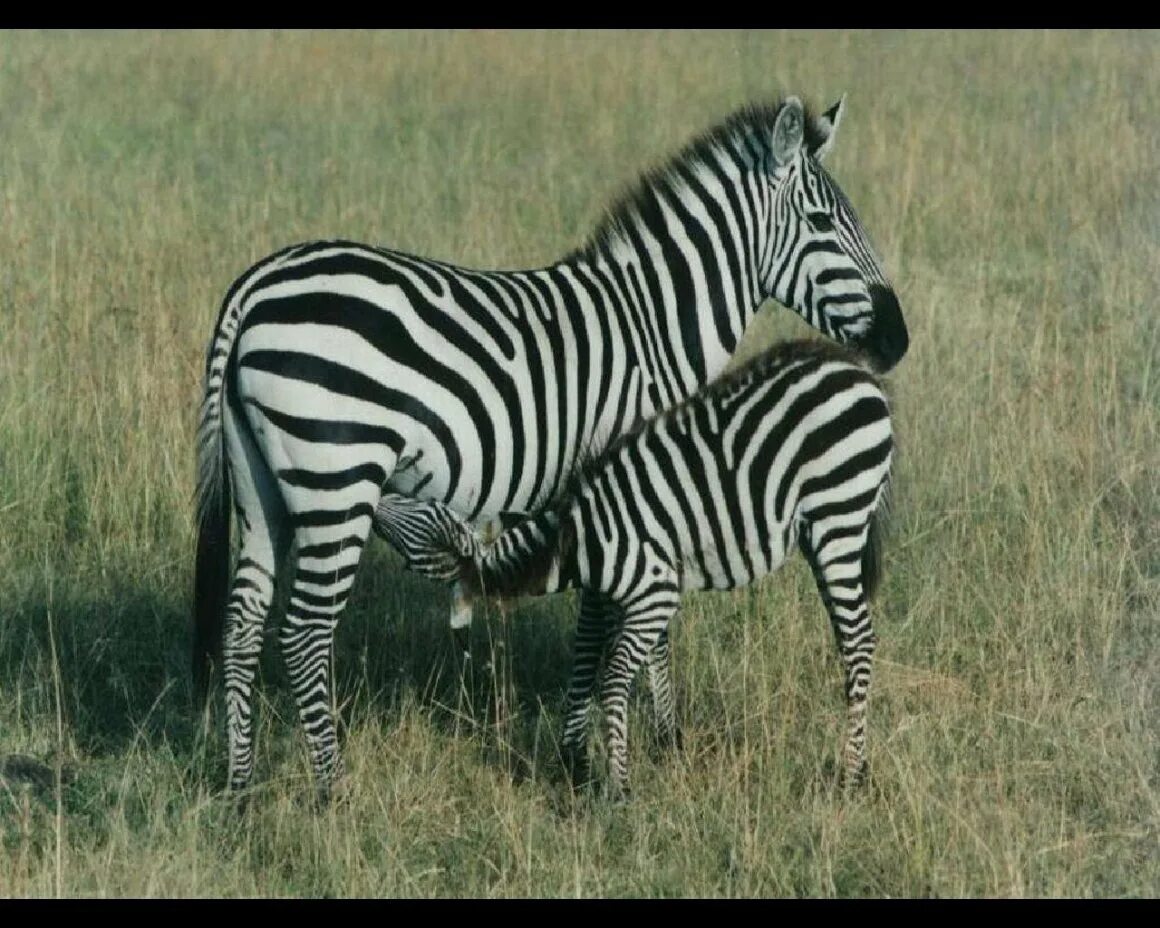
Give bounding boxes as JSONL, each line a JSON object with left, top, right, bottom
{"left": 645, "top": 627, "right": 682, "bottom": 752}
{"left": 800, "top": 522, "right": 877, "bottom": 791}
{"left": 278, "top": 502, "right": 378, "bottom": 803}
{"left": 220, "top": 412, "right": 292, "bottom": 794}
{"left": 599, "top": 583, "right": 680, "bottom": 802}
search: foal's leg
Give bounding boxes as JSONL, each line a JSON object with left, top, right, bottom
{"left": 645, "top": 627, "right": 682, "bottom": 751}
{"left": 558, "top": 590, "right": 616, "bottom": 787}
{"left": 599, "top": 581, "right": 681, "bottom": 800}
{"left": 800, "top": 522, "right": 877, "bottom": 788}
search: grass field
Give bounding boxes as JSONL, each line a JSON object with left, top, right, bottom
{"left": 0, "top": 30, "right": 1157, "bottom": 897}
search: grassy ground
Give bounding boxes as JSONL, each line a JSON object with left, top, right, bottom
{"left": 0, "top": 30, "right": 1157, "bottom": 897}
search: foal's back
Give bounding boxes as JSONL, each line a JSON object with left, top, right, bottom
{"left": 575, "top": 339, "right": 892, "bottom": 593}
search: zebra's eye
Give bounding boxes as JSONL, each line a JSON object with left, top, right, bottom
{"left": 807, "top": 212, "right": 834, "bottom": 233}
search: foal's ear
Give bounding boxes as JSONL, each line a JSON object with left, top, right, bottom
{"left": 771, "top": 96, "right": 805, "bottom": 166}
{"left": 810, "top": 94, "right": 846, "bottom": 161}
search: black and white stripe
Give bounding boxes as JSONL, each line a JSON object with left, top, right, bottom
{"left": 444, "top": 339, "right": 894, "bottom": 798}
{"left": 192, "top": 95, "right": 907, "bottom": 797}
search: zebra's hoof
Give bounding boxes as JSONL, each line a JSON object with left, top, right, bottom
{"left": 563, "top": 749, "right": 593, "bottom": 793}
{"left": 317, "top": 776, "right": 352, "bottom": 809}
{"left": 312, "top": 760, "right": 351, "bottom": 809}
{"left": 226, "top": 785, "right": 255, "bottom": 817}
{"left": 655, "top": 724, "right": 684, "bottom": 753}
{"left": 840, "top": 759, "right": 869, "bottom": 793}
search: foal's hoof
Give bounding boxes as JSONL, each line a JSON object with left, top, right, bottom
{"left": 839, "top": 760, "right": 870, "bottom": 794}
{"left": 315, "top": 774, "right": 351, "bottom": 809}
{"left": 225, "top": 785, "right": 255, "bottom": 817}
{"left": 654, "top": 725, "right": 684, "bottom": 754}
{"left": 563, "top": 749, "right": 594, "bottom": 793}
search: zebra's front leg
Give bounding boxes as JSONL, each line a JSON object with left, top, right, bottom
{"left": 279, "top": 518, "right": 373, "bottom": 803}
{"left": 559, "top": 590, "right": 615, "bottom": 789}
{"left": 645, "top": 627, "right": 682, "bottom": 752}
{"left": 801, "top": 526, "right": 877, "bottom": 790}
{"left": 599, "top": 585, "right": 680, "bottom": 801}
{"left": 833, "top": 608, "right": 876, "bottom": 790}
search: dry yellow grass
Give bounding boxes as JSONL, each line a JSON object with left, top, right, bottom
{"left": 0, "top": 30, "right": 1157, "bottom": 896}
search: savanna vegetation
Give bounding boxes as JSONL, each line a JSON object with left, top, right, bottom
{"left": 0, "top": 30, "right": 1156, "bottom": 896}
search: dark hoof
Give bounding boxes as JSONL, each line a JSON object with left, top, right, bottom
{"left": 840, "top": 760, "right": 869, "bottom": 793}
{"left": 563, "top": 748, "right": 593, "bottom": 793}
{"left": 655, "top": 724, "right": 684, "bottom": 753}
{"left": 452, "top": 626, "right": 471, "bottom": 661}
{"left": 315, "top": 772, "right": 351, "bottom": 809}
{"left": 0, "top": 754, "right": 73, "bottom": 793}
{"left": 232, "top": 790, "right": 254, "bottom": 816}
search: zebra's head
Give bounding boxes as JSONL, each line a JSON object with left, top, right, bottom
{"left": 760, "top": 96, "right": 908, "bottom": 372}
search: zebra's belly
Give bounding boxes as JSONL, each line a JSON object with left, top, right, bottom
{"left": 381, "top": 427, "right": 564, "bottom": 525}
{"left": 235, "top": 299, "right": 581, "bottom": 523}
{"left": 676, "top": 517, "right": 796, "bottom": 592}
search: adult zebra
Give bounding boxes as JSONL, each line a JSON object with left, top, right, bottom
{"left": 372, "top": 338, "right": 895, "bottom": 799}
{"left": 194, "top": 95, "right": 908, "bottom": 798}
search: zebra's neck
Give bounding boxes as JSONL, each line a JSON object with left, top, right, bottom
{"left": 555, "top": 148, "right": 768, "bottom": 420}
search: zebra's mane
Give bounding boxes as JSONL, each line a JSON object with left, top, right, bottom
{"left": 560, "top": 338, "right": 882, "bottom": 507}
{"left": 568, "top": 98, "right": 829, "bottom": 264}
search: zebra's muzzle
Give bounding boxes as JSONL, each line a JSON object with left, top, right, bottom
{"left": 861, "top": 284, "right": 909, "bottom": 373}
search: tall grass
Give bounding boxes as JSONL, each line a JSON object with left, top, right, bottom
{"left": 0, "top": 30, "right": 1156, "bottom": 896}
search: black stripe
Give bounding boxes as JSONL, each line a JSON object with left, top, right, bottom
{"left": 296, "top": 563, "right": 362, "bottom": 586}
{"left": 241, "top": 393, "right": 405, "bottom": 451}
{"left": 497, "top": 273, "right": 551, "bottom": 511}
{"left": 524, "top": 272, "right": 572, "bottom": 507}
{"left": 775, "top": 399, "right": 889, "bottom": 524}
{"left": 671, "top": 161, "right": 741, "bottom": 357}
{"left": 278, "top": 463, "right": 387, "bottom": 492}
{"left": 294, "top": 503, "right": 376, "bottom": 528}
{"left": 296, "top": 536, "right": 367, "bottom": 559}
{"left": 546, "top": 266, "right": 593, "bottom": 484}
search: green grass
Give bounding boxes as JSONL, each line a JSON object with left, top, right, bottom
{"left": 0, "top": 30, "right": 1157, "bottom": 897}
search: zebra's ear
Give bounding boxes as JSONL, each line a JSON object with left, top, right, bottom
{"left": 810, "top": 94, "right": 846, "bottom": 161}
{"left": 771, "top": 96, "right": 805, "bottom": 166}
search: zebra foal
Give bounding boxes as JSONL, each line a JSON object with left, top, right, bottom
{"left": 401, "top": 339, "right": 895, "bottom": 799}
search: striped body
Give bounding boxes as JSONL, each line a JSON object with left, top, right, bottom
{"left": 192, "top": 96, "right": 908, "bottom": 798}
{"left": 454, "top": 340, "right": 894, "bottom": 797}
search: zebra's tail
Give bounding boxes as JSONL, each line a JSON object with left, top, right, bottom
{"left": 193, "top": 411, "right": 232, "bottom": 705}
{"left": 191, "top": 307, "right": 239, "bottom": 705}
